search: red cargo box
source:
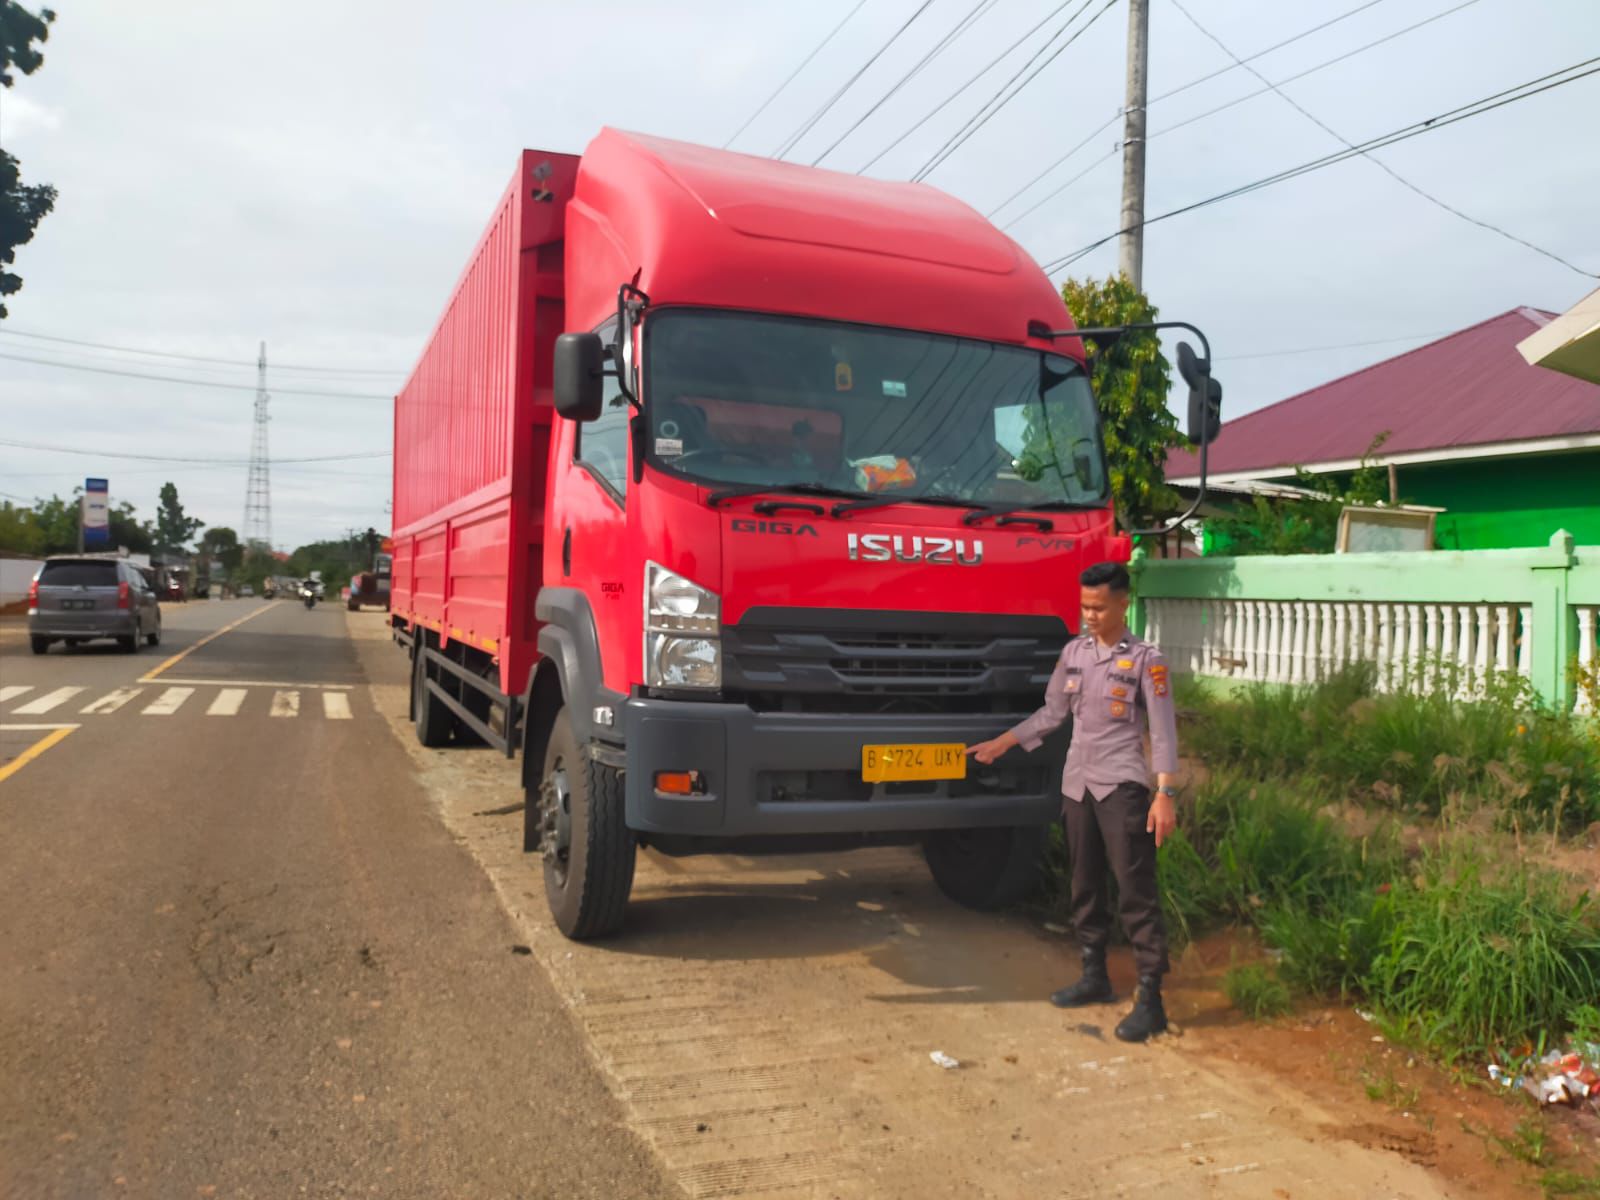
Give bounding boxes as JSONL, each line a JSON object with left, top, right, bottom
{"left": 391, "top": 150, "right": 580, "bottom": 696}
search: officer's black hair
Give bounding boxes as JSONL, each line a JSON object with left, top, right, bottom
{"left": 1080, "top": 561, "right": 1130, "bottom": 594}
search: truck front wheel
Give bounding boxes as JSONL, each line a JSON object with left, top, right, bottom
{"left": 537, "top": 709, "right": 636, "bottom": 939}
{"left": 923, "top": 825, "right": 1048, "bottom": 911}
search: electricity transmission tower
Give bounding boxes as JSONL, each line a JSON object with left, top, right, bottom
{"left": 243, "top": 341, "right": 272, "bottom": 549}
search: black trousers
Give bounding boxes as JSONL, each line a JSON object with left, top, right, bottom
{"left": 1062, "top": 782, "right": 1170, "bottom": 978}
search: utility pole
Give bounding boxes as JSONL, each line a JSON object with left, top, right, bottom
{"left": 1118, "top": 0, "right": 1150, "bottom": 290}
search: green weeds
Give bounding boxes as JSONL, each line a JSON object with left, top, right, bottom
{"left": 1222, "top": 962, "right": 1292, "bottom": 1019}
{"left": 1184, "top": 666, "right": 1600, "bottom": 832}
{"left": 1144, "top": 773, "right": 1600, "bottom": 1061}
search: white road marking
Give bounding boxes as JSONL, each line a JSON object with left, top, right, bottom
{"left": 207, "top": 688, "right": 248, "bottom": 717}
{"left": 270, "top": 690, "right": 300, "bottom": 718}
{"left": 322, "top": 692, "right": 352, "bottom": 720}
{"left": 148, "top": 677, "right": 353, "bottom": 690}
{"left": 142, "top": 687, "right": 195, "bottom": 716}
{"left": 0, "top": 686, "right": 34, "bottom": 704}
{"left": 81, "top": 687, "right": 144, "bottom": 714}
{"left": 13, "top": 687, "right": 85, "bottom": 716}
{"left": 0, "top": 722, "right": 81, "bottom": 731}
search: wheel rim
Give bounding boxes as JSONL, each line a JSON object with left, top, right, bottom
{"left": 540, "top": 760, "right": 573, "bottom": 887}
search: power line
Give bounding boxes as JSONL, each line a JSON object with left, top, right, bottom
{"left": 1149, "top": 0, "right": 1391, "bottom": 106}
{"left": 911, "top": 0, "right": 1118, "bottom": 183}
{"left": 1168, "top": 0, "right": 1597, "bottom": 280}
{"left": 811, "top": 0, "right": 997, "bottom": 166}
{"left": 852, "top": 0, "right": 1081, "bottom": 174}
{"left": 0, "top": 327, "right": 403, "bottom": 374}
{"left": 1040, "top": 56, "right": 1600, "bottom": 274}
{"left": 1148, "top": 0, "right": 1482, "bottom": 143}
{"left": 0, "top": 351, "right": 393, "bottom": 399}
{"left": 0, "top": 435, "right": 390, "bottom": 464}
{"left": 772, "top": 0, "right": 937, "bottom": 160}
{"left": 722, "top": 0, "right": 869, "bottom": 149}
{"left": 990, "top": 0, "right": 1473, "bottom": 229}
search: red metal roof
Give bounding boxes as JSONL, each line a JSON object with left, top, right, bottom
{"left": 1167, "top": 308, "right": 1600, "bottom": 479}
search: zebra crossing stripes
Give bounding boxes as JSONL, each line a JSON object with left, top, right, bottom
{"left": 143, "top": 687, "right": 195, "bottom": 716}
{"left": 81, "top": 687, "right": 144, "bottom": 714}
{"left": 13, "top": 687, "right": 85, "bottom": 716}
{"left": 207, "top": 689, "right": 247, "bottom": 717}
{"left": 2, "top": 684, "right": 358, "bottom": 721}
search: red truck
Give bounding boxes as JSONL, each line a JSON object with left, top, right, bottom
{"left": 390, "top": 129, "right": 1220, "bottom": 939}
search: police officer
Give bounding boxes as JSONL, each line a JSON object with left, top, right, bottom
{"left": 966, "top": 561, "right": 1179, "bottom": 1042}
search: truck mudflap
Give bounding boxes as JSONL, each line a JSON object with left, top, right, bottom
{"left": 621, "top": 697, "right": 1063, "bottom": 838}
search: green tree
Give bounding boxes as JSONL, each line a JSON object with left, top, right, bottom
{"left": 1, "top": 3, "right": 57, "bottom": 320}
{"left": 155, "top": 481, "right": 204, "bottom": 551}
{"left": 1060, "top": 275, "right": 1188, "bottom": 528}
{"left": 1205, "top": 434, "right": 1392, "bottom": 556}
{"left": 198, "top": 526, "right": 243, "bottom": 574}
{"left": 0, "top": 497, "right": 46, "bottom": 554}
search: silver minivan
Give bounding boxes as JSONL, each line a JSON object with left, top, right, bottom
{"left": 28, "top": 557, "right": 162, "bottom": 655}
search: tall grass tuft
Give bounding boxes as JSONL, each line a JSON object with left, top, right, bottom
{"left": 1366, "top": 853, "right": 1600, "bottom": 1060}
{"left": 1136, "top": 774, "right": 1600, "bottom": 1062}
{"left": 1184, "top": 666, "right": 1600, "bottom": 832}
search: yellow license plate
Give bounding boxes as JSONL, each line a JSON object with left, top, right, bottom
{"left": 861, "top": 743, "right": 968, "bottom": 783}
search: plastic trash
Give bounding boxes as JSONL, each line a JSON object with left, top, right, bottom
{"left": 929, "top": 1050, "right": 961, "bottom": 1070}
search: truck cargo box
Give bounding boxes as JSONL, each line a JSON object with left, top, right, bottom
{"left": 390, "top": 150, "right": 580, "bottom": 695}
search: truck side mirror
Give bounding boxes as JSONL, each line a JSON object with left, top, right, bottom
{"left": 553, "top": 332, "right": 605, "bottom": 422}
{"left": 1177, "top": 341, "right": 1223, "bottom": 444}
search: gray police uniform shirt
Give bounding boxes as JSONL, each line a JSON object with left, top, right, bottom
{"left": 1008, "top": 631, "right": 1179, "bottom": 802}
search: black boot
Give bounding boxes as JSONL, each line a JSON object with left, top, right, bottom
{"left": 1050, "top": 950, "right": 1114, "bottom": 1008}
{"left": 1114, "top": 974, "right": 1168, "bottom": 1042}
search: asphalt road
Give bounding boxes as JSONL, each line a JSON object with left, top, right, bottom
{"left": 0, "top": 599, "right": 673, "bottom": 1199}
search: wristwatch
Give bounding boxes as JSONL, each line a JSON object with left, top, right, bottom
{"left": 1157, "top": 785, "right": 1178, "bottom": 799}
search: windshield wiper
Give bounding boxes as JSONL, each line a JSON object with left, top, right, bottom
{"left": 828, "top": 494, "right": 977, "bottom": 518}
{"left": 706, "top": 482, "right": 865, "bottom": 508}
{"left": 961, "top": 501, "right": 1099, "bottom": 531}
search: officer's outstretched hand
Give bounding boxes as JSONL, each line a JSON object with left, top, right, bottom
{"left": 1147, "top": 791, "right": 1177, "bottom": 847}
{"left": 965, "top": 733, "right": 1017, "bottom": 765}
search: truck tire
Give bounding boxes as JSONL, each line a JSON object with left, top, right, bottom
{"left": 30, "top": 636, "right": 49, "bottom": 655}
{"left": 536, "top": 708, "right": 636, "bottom": 939}
{"left": 411, "top": 648, "right": 456, "bottom": 747}
{"left": 923, "top": 825, "right": 1049, "bottom": 911}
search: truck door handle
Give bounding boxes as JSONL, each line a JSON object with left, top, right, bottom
{"left": 562, "top": 528, "right": 572, "bottom": 576}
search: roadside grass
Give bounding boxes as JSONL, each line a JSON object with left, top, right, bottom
{"left": 1360, "top": 1066, "right": 1421, "bottom": 1111}
{"left": 1132, "top": 772, "right": 1600, "bottom": 1062}
{"left": 1178, "top": 665, "right": 1600, "bottom": 834}
{"left": 1221, "top": 962, "right": 1291, "bottom": 1020}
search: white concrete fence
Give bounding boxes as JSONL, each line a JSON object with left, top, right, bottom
{"left": 1132, "top": 532, "right": 1600, "bottom": 714}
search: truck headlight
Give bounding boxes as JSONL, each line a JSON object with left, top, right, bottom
{"left": 646, "top": 563, "right": 720, "bottom": 688}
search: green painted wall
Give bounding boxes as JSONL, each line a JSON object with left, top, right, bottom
{"left": 1402, "top": 451, "right": 1600, "bottom": 550}
{"left": 1250, "top": 449, "right": 1600, "bottom": 551}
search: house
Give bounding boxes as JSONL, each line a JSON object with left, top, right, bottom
{"left": 1165, "top": 307, "right": 1600, "bottom": 550}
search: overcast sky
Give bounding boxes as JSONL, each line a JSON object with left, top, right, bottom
{"left": 2, "top": 0, "right": 1595, "bottom": 550}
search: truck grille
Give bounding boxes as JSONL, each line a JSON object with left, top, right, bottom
{"left": 723, "top": 607, "right": 1067, "bottom": 716}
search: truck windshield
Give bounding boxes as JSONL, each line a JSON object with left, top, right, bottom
{"left": 644, "top": 310, "right": 1108, "bottom": 508}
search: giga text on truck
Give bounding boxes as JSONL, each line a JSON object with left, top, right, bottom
{"left": 389, "top": 129, "right": 1221, "bottom": 939}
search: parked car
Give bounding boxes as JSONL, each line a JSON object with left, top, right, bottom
{"left": 240, "top": 584, "right": 255, "bottom": 597}
{"left": 28, "top": 557, "right": 162, "bottom": 655}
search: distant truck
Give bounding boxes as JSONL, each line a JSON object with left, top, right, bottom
{"left": 348, "top": 551, "right": 392, "bottom": 612}
{"left": 389, "top": 130, "right": 1220, "bottom": 939}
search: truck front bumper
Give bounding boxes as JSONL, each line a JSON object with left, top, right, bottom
{"left": 622, "top": 697, "right": 1062, "bottom": 838}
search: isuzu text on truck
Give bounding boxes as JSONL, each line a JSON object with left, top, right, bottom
{"left": 390, "top": 130, "right": 1220, "bottom": 939}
